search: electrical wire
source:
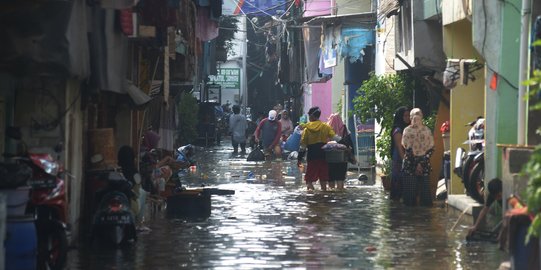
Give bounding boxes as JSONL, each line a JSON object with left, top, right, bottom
{"left": 235, "top": 0, "right": 295, "bottom": 17}
{"left": 278, "top": 0, "right": 297, "bottom": 20}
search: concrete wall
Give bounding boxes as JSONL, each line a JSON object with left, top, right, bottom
{"left": 441, "top": 0, "right": 471, "bottom": 26}
{"left": 492, "top": 2, "right": 521, "bottom": 180}
{"left": 422, "top": 0, "right": 442, "bottom": 20}
{"left": 375, "top": 16, "right": 396, "bottom": 75}
{"left": 443, "top": 20, "right": 485, "bottom": 195}
{"left": 472, "top": 0, "right": 504, "bottom": 182}
{"left": 413, "top": 20, "right": 446, "bottom": 70}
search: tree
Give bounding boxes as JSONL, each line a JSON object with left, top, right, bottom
{"left": 523, "top": 40, "right": 541, "bottom": 241}
{"left": 353, "top": 72, "right": 413, "bottom": 162}
{"left": 216, "top": 16, "right": 239, "bottom": 59}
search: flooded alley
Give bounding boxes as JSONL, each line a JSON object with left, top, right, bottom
{"left": 67, "top": 143, "right": 504, "bottom": 269}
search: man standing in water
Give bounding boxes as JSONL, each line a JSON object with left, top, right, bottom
{"left": 255, "top": 110, "right": 282, "bottom": 160}
{"left": 297, "top": 107, "right": 341, "bottom": 191}
{"left": 229, "top": 105, "right": 247, "bottom": 155}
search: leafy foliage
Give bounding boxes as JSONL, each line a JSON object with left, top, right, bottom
{"left": 216, "top": 16, "right": 239, "bottom": 57}
{"left": 423, "top": 114, "right": 436, "bottom": 132}
{"left": 524, "top": 40, "right": 541, "bottom": 240}
{"left": 177, "top": 92, "right": 199, "bottom": 145}
{"left": 352, "top": 72, "right": 413, "bottom": 164}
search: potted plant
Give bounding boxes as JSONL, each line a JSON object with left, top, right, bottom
{"left": 381, "top": 159, "right": 392, "bottom": 191}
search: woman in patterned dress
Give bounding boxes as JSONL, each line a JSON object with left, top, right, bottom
{"left": 401, "top": 108, "right": 434, "bottom": 206}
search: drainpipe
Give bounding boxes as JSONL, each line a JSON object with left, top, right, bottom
{"left": 331, "top": 0, "right": 337, "bottom": 15}
{"left": 242, "top": 15, "right": 248, "bottom": 115}
{"left": 518, "top": 0, "right": 532, "bottom": 145}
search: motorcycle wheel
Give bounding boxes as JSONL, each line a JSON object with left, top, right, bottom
{"left": 107, "top": 224, "right": 136, "bottom": 246}
{"left": 37, "top": 222, "right": 68, "bottom": 270}
{"left": 111, "top": 225, "right": 125, "bottom": 245}
{"left": 461, "top": 155, "right": 475, "bottom": 191}
{"left": 468, "top": 162, "right": 485, "bottom": 204}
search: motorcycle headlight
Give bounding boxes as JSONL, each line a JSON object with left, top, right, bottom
{"left": 39, "top": 159, "right": 59, "bottom": 175}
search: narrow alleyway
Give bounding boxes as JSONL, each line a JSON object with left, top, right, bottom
{"left": 67, "top": 141, "right": 504, "bottom": 269}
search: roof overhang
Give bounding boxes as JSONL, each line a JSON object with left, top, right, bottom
{"left": 305, "top": 12, "right": 377, "bottom": 28}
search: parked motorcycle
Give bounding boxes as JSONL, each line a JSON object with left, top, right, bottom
{"left": 454, "top": 117, "right": 485, "bottom": 203}
{"left": 4, "top": 127, "right": 68, "bottom": 270}
{"left": 91, "top": 171, "right": 137, "bottom": 246}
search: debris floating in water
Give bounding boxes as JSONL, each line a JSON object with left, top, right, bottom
{"left": 364, "top": 246, "right": 377, "bottom": 252}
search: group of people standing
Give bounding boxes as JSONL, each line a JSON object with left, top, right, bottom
{"left": 229, "top": 105, "right": 294, "bottom": 159}
{"left": 296, "top": 107, "right": 356, "bottom": 191}
{"left": 229, "top": 104, "right": 356, "bottom": 191}
{"left": 390, "top": 107, "right": 434, "bottom": 207}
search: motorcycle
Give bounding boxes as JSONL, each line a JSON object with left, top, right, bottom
{"left": 91, "top": 171, "right": 137, "bottom": 246}
{"left": 454, "top": 117, "right": 485, "bottom": 204}
{"left": 4, "top": 126, "right": 68, "bottom": 270}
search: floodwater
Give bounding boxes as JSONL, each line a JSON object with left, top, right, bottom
{"left": 67, "top": 143, "right": 505, "bottom": 269}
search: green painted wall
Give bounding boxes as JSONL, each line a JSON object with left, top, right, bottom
{"left": 495, "top": 1, "right": 521, "bottom": 178}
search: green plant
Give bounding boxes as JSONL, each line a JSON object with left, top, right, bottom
{"left": 423, "top": 113, "right": 436, "bottom": 132}
{"left": 216, "top": 16, "right": 239, "bottom": 57}
{"left": 352, "top": 72, "right": 413, "bottom": 162}
{"left": 177, "top": 92, "right": 199, "bottom": 145}
{"left": 524, "top": 40, "right": 541, "bottom": 240}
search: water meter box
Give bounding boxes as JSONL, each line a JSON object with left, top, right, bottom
{"left": 325, "top": 150, "right": 347, "bottom": 163}
{"left": 166, "top": 191, "right": 211, "bottom": 219}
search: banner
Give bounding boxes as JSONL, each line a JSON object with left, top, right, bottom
{"left": 223, "top": 0, "right": 289, "bottom": 16}
{"left": 208, "top": 68, "right": 241, "bottom": 89}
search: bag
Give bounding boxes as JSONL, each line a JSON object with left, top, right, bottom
{"left": 338, "top": 126, "right": 356, "bottom": 164}
{"left": 284, "top": 126, "right": 302, "bottom": 151}
{"left": 247, "top": 146, "right": 265, "bottom": 161}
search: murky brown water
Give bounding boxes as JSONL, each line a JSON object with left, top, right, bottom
{"left": 67, "top": 144, "right": 505, "bottom": 269}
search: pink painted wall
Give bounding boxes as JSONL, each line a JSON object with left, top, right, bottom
{"left": 304, "top": 0, "right": 331, "bottom": 17}
{"left": 311, "top": 80, "right": 333, "bottom": 121}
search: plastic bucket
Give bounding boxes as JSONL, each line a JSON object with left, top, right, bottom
{"left": 0, "top": 186, "right": 31, "bottom": 216}
{"left": 5, "top": 215, "right": 37, "bottom": 270}
{"left": 325, "top": 150, "right": 347, "bottom": 163}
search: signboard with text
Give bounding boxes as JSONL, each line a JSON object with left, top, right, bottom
{"left": 208, "top": 68, "right": 241, "bottom": 89}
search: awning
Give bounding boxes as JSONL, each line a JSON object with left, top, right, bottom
{"left": 378, "top": 0, "right": 401, "bottom": 21}
{"left": 306, "top": 12, "right": 376, "bottom": 28}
